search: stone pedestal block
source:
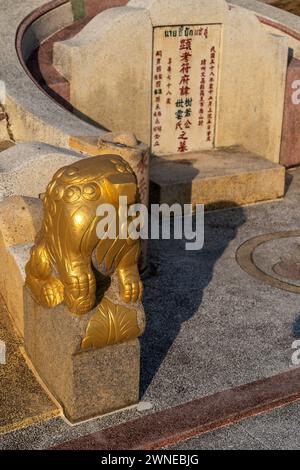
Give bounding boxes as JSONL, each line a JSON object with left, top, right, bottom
{"left": 24, "top": 282, "right": 145, "bottom": 422}
{"left": 0, "top": 196, "right": 43, "bottom": 336}
{"left": 150, "top": 147, "right": 285, "bottom": 209}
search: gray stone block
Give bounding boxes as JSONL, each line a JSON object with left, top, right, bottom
{"left": 0, "top": 142, "right": 84, "bottom": 201}
{"left": 0, "top": 196, "right": 43, "bottom": 336}
{"left": 24, "top": 277, "right": 145, "bottom": 422}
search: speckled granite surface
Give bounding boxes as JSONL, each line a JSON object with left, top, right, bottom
{"left": 0, "top": 296, "right": 59, "bottom": 434}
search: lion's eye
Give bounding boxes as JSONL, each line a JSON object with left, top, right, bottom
{"left": 63, "top": 185, "right": 81, "bottom": 203}
{"left": 83, "top": 183, "right": 101, "bottom": 201}
{"left": 51, "top": 184, "right": 64, "bottom": 201}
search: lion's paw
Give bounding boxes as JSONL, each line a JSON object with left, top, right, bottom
{"left": 41, "top": 278, "right": 64, "bottom": 308}
{"left": 118, "top": 267, "right": 143, "bottom": 303}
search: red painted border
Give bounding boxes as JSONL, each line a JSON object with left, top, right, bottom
{"left": 16, "top": 1, "right": 129, "bottom": 115}
{"left": 259, "top": 16, "right": 300, "bottom": 42}
{"left": 53, "top": 367, "right": 300, "bottom": 450}
{"left": 15, "top": 0, "right": 73, "bottom": 113}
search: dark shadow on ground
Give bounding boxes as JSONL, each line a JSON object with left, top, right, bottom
{"left": 285, "top": 171, "right": 294, "bottom": 195}
{"left": 292, "top": 314, "right": 300, "bottom": 338}
{"left": 140, "top": 202, "right": 247, "bottom": 396}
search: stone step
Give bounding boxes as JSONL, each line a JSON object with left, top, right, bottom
{"left": 150, "top": 147, "right": 286, "bottom": 210}
{"left": 0, "top": 142, "right": 84, "bottom": 201}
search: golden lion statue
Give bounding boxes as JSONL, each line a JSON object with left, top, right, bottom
{"left": 25, "top": 154, "right": 143, "bottom": 316}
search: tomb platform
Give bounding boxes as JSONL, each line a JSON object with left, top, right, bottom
{"left": 150, "top": 147, "right": 285, "bottom": 210}
{"left": 2, "top": 165, "right": 300, "bottom": 449}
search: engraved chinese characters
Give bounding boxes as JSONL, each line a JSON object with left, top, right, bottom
{"left": 152, "top": 25, "right": 221, "bottom": 155}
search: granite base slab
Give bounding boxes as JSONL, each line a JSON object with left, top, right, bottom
{"left": 24, "top": 291, "right": 142, "bottom": 423}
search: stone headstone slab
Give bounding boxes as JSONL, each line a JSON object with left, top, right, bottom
{"left": 53, "top": 0, "right": 288, "bottom": 163}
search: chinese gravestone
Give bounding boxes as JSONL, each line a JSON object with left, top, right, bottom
{"left": 54, "top": 0, "right": 288, "bottom": 162}
{"left": 53, "top": 0, "right": 288, "bottom": 207}
{"left": 152, "top": 25, "right": 220, "bottom": 154}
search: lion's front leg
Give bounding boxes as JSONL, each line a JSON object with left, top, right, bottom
{"left": 116, "top": 242, "right": 143, "bottom": 304}
{"left": 25, "top": 240, "right": 64, "bottom": 309}
{"left": 59, "top": 263, "right": 97, "bottom": 316}
{"left": 117, "top": 264, "right": 143, "bottom": 303}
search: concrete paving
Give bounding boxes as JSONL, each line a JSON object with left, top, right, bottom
{"left": 140, "top": 168, "right": 300, "bottom": 408}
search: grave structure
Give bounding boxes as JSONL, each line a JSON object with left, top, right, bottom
{"left": 53, "top": 0, "right": 289, "bottom": 208}
{"left": 1, "top": 0, "right": 300, "bottom": 440}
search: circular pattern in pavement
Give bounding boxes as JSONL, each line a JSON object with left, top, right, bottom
{"left": 236, "top": 230, "right": 300, "bottom": 294}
